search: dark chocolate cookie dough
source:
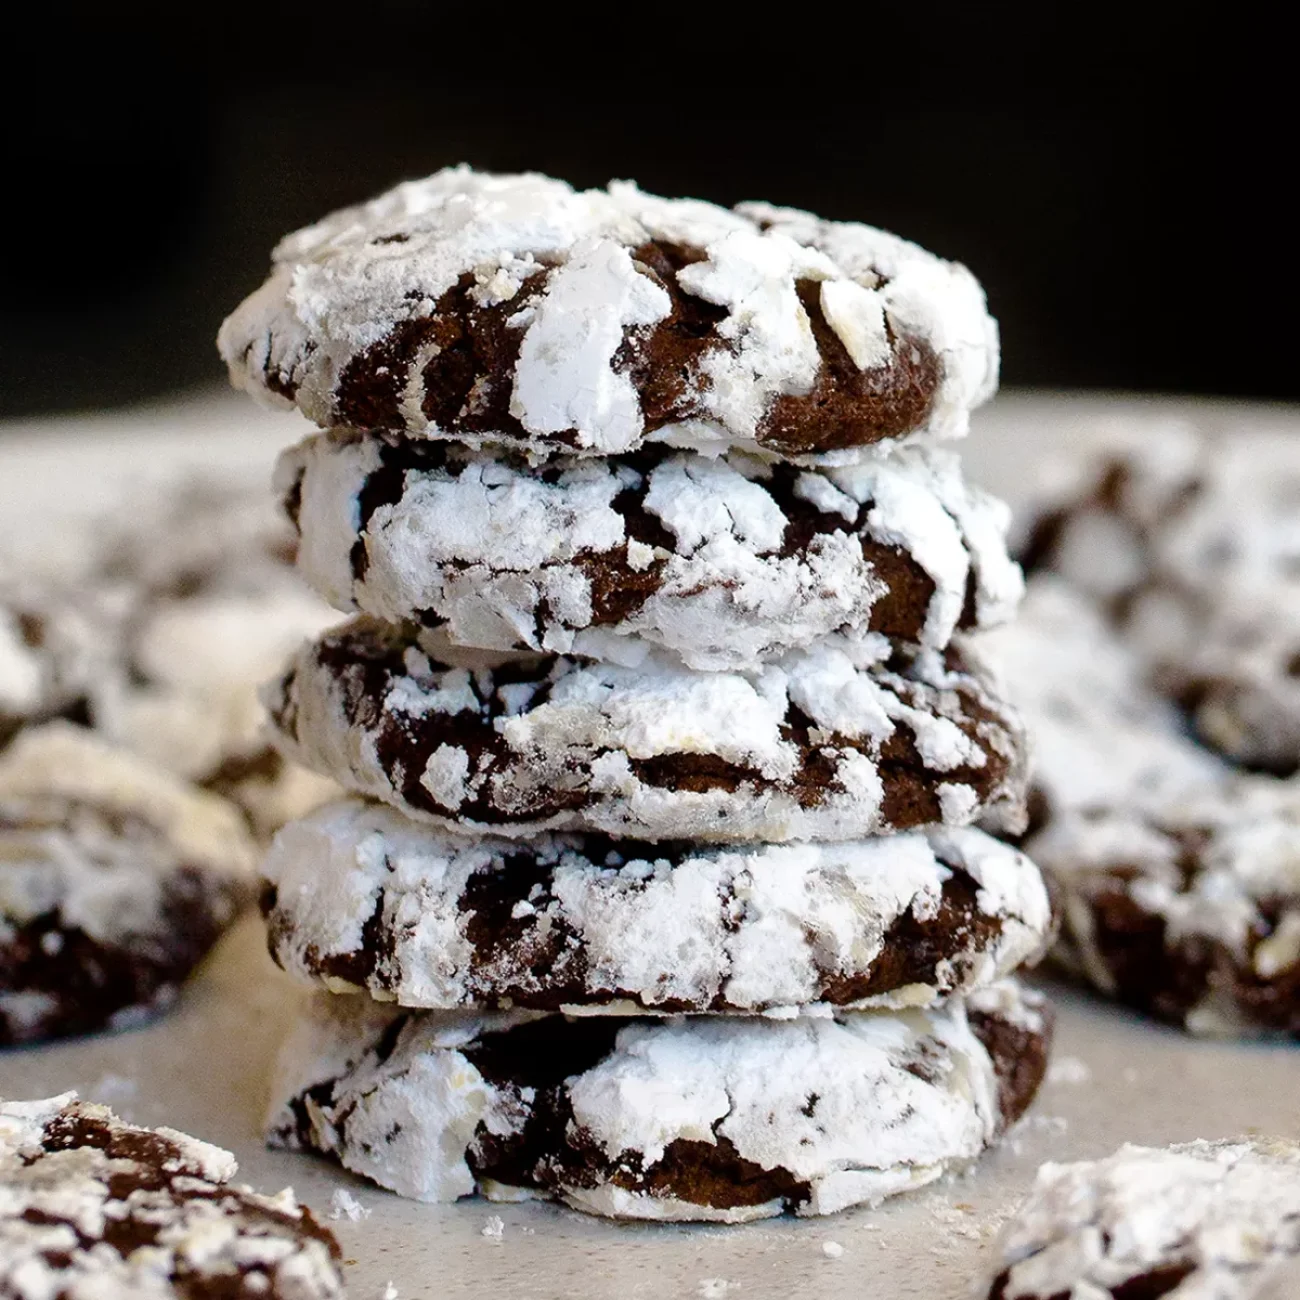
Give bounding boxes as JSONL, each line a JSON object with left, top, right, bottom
{"left": 0, "top": 724, "right": 254, "bottom": 1046}
{"left": 0, "top": 1094, "right": 344, "bottom": 1299}
{"left": 262, "top": 801, "right": 1052, "bottom": 1015}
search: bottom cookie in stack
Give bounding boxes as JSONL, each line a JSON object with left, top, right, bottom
{"left": 258, "top": 800, "right": 1055, "bottom": 1220}
{"left": 266, "top": 980, "right": 1049, "bottom": 1222}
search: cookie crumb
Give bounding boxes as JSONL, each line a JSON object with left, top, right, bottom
{"left": 698, "top": 1280, "right": 735, "bottom": 1298}
{"left": 381, "top": 1285, "right": 398, "bottom": 1300}
{"left": 481, "top": 1214, "right": 505, "bottom": 1240}
{"left": 822, "top": 1241, "right": 845, "bottom": 1259}
{"left": 329, "top": 1189, "right": 370, "bottom": 1221}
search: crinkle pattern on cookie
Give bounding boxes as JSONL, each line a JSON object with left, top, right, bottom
{"left": 261, "top": 800, "right": 1052, "bottom": 1014}
{"left": 1, "top": 1093, "right": 344, "bottom": 1299}
{"left": 0, "top": 724, "right": 255, "bottom": 1045}
{"left": 1030, "top": 778, "right": 1300, "bottom": 1038}
{"left": 981, "top": 576, "right": 1225, "bottom": 831}
{"left": 986, "top": 1138, "right": 1300, "bottom": 1300}
{"left": 219, "top": 168, "right": 998, "bottom": 459}
{"left": 265, "top": 619, "right": 1028, "bottom": 843}
{"left": 265, "top": 979, "right": 1049, "bottom": 1220}
{"left": 279, "top": 432, "right": 1021, "bottom": 670}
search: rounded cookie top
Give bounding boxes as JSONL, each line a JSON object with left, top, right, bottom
{"left": 261, "top": 799, "right": 1052, "bottom": 1015}
{"left": 1132, "top": 583, "right": 1300, "bottom": 776}
{"left": 987, "top": 1138, "right": 1300, "bottom": 1300}
{"left": 219, "top": 168, "right": 998, "bottom": 459}
{"left": 280, "top": 432, "right": 1021, "bottom": 670}
{"left": 0, "top": 723, "right": 255, "bottom": 1045}
{"left": 265, "top": 978, "right": 1050, "bottom": 1220}
{"left": 1, "top": 1093, "right": 344, "bottom": 1299}
{"left": 266, "top": 619, "right": 1028, "bottom": 843}
{"left": 1029, "top": 776, "right": 1300, "bottom": 1038}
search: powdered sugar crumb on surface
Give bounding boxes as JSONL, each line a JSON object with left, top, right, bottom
{"left": 1046, "top": 1056, "right": 1091, "bottom": 1086}
{"left": 329, "top": 1188, "right": 370, "bottom": 1221}
{"left": 697, "top": 1280, "right": 737, "bottom": 1298}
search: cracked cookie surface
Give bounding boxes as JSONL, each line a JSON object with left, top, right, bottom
{"left": 0, "top": 724, "right": 255, "bottom": 1045}
{"left": 1030, "top": 776, "right": 1300, "bottom": 1038}
{"left": 986, "top": 1138, "right": 1300, "bottom": 1299}
{"left": 266, "top": 619, "right": 1028, "bottom": 843}
{"left": 219, "top": 168, "right": 998, "bottom": 461}
{"left": 266, "top": 978, "right": 1049, "bottom": 1220}
{"left": 280, "top": 432, "right": 1021, "bottom": 670}
{"left": 1, "top": 1093, "right": 344, "bottom": 1299}
{"left": 261, "top": 800, "right": 1052, "bottom": 1015}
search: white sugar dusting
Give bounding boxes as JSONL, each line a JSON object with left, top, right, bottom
{"left": 328, "top": 1188, "right": 370, "bottom": 1221}
{"left": 261, "top": 802, "right": 1052, "bottom": 1013}
{"left": 265, "top": 982, "right": 1042, "bottom": 1220}
{"left": 219, "top": 167, "right": 999, "bottom": 457}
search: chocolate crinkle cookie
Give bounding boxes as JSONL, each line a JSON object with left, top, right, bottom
{"left": 265, "top": 619, "right": 1028, "bottom": 843}
{"left": 219, "top": 168, "right": 998, "bottom": 461}
{"left": 266, "top": 977, "right": 1049, "bottom": 1221}
{"left": 0, "top": 1093, "right": 345, "bottom": 1299}
{"left": 260, "top": 800, "right": 1053, "bottom": 1015}
{"left": 89, "top": 481, "right": 340, "bottom": 839}
{"left": 278, "top": 431, "right": 1022, "bottom": 670}
{"left": 0, "top": 723, "right": 255, "bottom": 1045}
{"left": 1029, "top": 778, "right": 1300, "bottom": 1038}
{"left": 986, "top": 1138, "right": 1300, "bottom": 1300}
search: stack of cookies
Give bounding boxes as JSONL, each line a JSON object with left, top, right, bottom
{"left": 219, "top": 169, "right": 1055, "bottom": 1221}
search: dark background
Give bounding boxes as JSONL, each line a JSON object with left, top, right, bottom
{"left": 0, "top": 14, "right": 1285, "bottom": 420}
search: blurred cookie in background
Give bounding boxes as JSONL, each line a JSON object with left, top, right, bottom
{"left": 0, "top": 723, "right": 255, "bottom": 1045}
{"left": 91, "top": 480, "right": 341, "bottom": 838}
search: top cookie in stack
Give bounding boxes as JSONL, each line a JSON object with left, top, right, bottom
{"left": 219, "top": 168, "right": 998, "bottom": 460}
{"left": 219, "top": 170, "right": 1049, "bottom": 1221}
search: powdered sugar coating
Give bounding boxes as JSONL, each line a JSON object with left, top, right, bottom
{"left": 1023, "top": 422, "right": 1300, "bottom": 773}
{"left": 265, "top": 980, "right": 1048, "bottom": 1220}
{"left": 988, "top": 1138, "right": 1300, "bottom": 1299}
{"left": 982, "top": 576, "right": 1225, "bottom": 820}
{"left": 265, "top": 620, "right": 1027, "bottom": 842}
{"left": 0, "top": 724, "right": 255, "bottom": 1044}
{"left": 0, "top": 723, "right": 256, "bottom": 881}
{"left": 1030, "top": 776, "right": 1300, "bottom": 1037}
{"left": 278, "top": 432, "right": 1021, "bottom": 670}
{"left": 1, "top": 1093, "right": 344, "bottom": 1299}
{"left": 219, "top": 168, "right": 997, "bottom": 460}
{"left": 261, "top": 799, "right": 1052, "bottom": 1014}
